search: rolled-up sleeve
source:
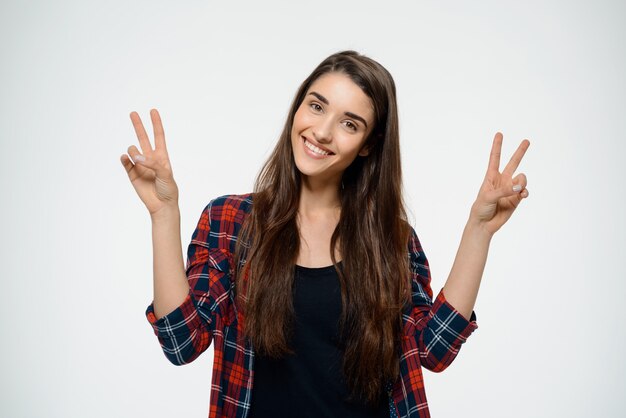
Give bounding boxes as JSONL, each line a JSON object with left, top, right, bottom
{"left": 404, "top": 227, "right": 478, "bottom": 372}
{"left": 145, "top": 197, "right": 234, "bottom": 366}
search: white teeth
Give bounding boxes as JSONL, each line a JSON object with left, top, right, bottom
{"left": 304, "top": 139, "right": 330, "bottom": 155}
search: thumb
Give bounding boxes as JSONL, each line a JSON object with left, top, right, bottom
{"left": 130, "top": 153, "right": 174, "bottom": 180}
{"left": 487, "top": 173, "right": 528, "bottom": 201}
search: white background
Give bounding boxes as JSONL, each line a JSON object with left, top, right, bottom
{"left": 1, "top": 0, "right": 625, "bottom": 417}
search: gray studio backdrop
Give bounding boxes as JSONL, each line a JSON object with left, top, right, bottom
{"left": 1, "top": 0, "right": 624, "bottom": 417}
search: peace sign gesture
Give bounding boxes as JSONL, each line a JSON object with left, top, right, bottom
{"left": 469, "top": 132, "right": 530, "bottom": 236}
{"left": 120, "top": 109, "right": 180, "bottom": 218}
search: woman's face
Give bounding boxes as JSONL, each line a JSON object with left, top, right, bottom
{"left": 290, "top": 71, "right": 375, "bottom": 185}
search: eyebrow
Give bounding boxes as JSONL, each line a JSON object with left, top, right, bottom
{"left": 308, "top": 92, "right": 369, "bottom": 129}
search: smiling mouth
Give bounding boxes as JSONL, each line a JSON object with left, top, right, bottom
{"left": 302, "top": 136, "right": 334, "bottom": 156}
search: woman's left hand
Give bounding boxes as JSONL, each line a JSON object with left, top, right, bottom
{"left": 470, "top": 132, "right": 530, "bottom": 237}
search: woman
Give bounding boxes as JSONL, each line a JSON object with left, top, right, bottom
{"left": 120, "top": 50, "right": 530, "bottom": 418}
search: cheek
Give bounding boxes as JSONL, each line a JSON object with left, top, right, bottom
{"left": 293, "top": 106, "right": 317, "bottom": 129}
{"left": 339, "top": 134, "right": 367, "bottom": 155}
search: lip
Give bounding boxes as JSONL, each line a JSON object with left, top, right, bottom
{"left": 301, "top": 135, "right": 334, "bottom": 158}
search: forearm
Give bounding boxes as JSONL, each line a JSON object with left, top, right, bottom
{"left": 442, "top": 218, "right": 493, "bottom": 320}
{"left": 150, "top": 205, "right": 190, "bottom": 319}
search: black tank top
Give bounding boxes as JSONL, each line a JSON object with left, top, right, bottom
{"left": 248, "top": 263, "right": 389, "bottom": 418}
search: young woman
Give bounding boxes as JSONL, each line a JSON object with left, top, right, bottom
{"left": 120, "top": 50, "right": 530, "bottom": 418}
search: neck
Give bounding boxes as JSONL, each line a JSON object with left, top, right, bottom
{"left": 298, "top": 175, "right": 342, "bottom": 217}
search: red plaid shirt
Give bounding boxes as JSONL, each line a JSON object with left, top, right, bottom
{"left": 146, "top": 193, "right": 478, "bottom": 418}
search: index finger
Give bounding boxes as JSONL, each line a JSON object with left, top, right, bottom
{"left": 129, "top": 111, "right": 153, "bottom": 154}
{"left": 502, "top": 139, "right": 530, "bottom": 177}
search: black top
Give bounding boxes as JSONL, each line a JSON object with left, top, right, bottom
{"left": 248, "top": 263, "right": 389, "bottom": 418}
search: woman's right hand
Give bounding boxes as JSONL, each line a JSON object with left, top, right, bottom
{"left": 120, "top": 109, "right": 180, "bottom": 218}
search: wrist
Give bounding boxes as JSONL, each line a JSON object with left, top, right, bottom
{"left": 465, "top": 216, "right": 494, "bottom": 243}
{"left": 150, "top": 204, "right": 181, "bottom": 224}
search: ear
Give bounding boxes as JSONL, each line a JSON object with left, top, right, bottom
{"left": 358, "top": 145, "right": 370, "bottom": 157}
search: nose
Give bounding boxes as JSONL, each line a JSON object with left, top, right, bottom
{"left": 312, "top": 116, "right": 333, "bottom": 144}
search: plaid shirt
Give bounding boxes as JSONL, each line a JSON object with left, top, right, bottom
{"left": 146, "top": 193, "right": 478, "bottom": 418}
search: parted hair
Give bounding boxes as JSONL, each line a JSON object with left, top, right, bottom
{"left": 233, "top": 50, "right": 412, "bottom": 407}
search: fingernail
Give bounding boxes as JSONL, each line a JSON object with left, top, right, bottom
{"left": 133, "top": 155, "right": 146, "bottom": 162}
{"left": 512, "top": 184, "right": 522, "bottom": 192}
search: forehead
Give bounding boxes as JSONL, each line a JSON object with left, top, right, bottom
{"left": 306, "top": 72, "right": 374, "bottom": 121}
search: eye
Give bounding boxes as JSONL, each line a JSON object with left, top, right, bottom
{"left": 309, "top": 102, "right": 323, "bottom": 112}
{"left": 343, "top": 121, "right": 358, "bottom": 131}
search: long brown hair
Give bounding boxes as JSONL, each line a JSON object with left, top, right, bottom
{"left": 233, "top": 50, "right": 412, "bottom": 406}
